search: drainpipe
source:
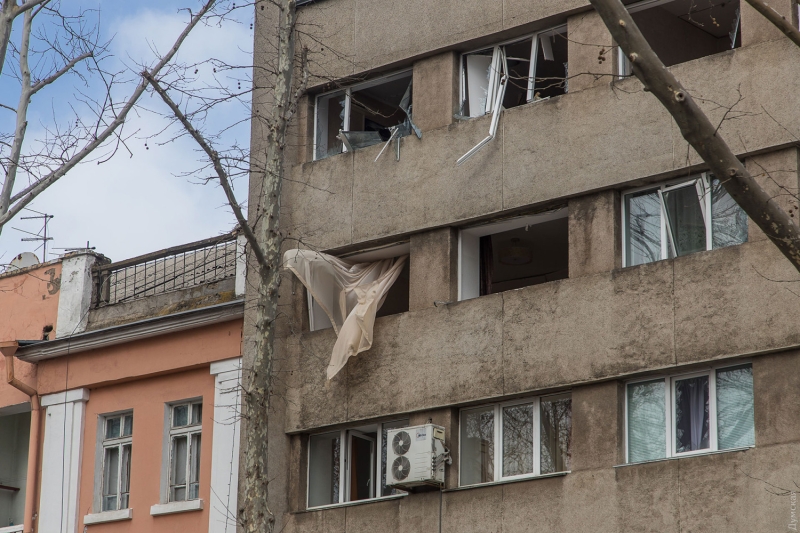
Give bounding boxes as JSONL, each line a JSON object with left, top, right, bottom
{"left": 1, "top": 341, "right": 40, "bottom": 533}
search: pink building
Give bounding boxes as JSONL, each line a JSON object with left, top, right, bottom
{"left": 0, "top": 234, "right": 245, "bottom": 533}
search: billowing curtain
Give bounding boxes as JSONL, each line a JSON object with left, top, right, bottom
{"left": 283, "top": 249, "right": 408, "bottom": 379}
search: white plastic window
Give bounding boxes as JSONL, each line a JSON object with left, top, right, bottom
{"left": 623, "top": 173, "right": 747, "bottom": 267}
{"left": 168, "top": 401, "right": 202, "bottom": 502}
{"left": 459, "top": 394, "right": 571, "bottom": 487}
{"left": 101, "top": 413, "right": 133, "bottom": 511}
{"left": 307, "top": 420, "right": 408, "bottom": 509}
{"left": 625, "top": 364, "right": 755, "bottom": 463}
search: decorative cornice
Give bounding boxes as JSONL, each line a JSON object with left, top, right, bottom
{"left": 16, "top": 300, "right": 244, "bottom": 362}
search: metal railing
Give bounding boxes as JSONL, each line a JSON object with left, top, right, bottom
{"left": 92, "top": 233, "right": 237, "bottom": 308}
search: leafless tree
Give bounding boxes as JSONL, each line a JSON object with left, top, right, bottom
{"left": 0, "top": 0, "right": 218, "bottom": 235}
{"left": 588, "top": 0, "right": 800, "bottom": 273}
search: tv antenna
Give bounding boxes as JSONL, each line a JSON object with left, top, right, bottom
{"left": 12, "top": 209, "right": 54, "bottom": 261}
{"left": 54, "top": 241, "right": 96, "bottom": 253}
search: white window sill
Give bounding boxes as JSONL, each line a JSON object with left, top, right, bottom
{"left": 0, "top": 525, "right": 24, "bottom": 533}
{"left": 150, "top": 499, "right": 203, "bottom": 516}
{"left": 84, "top": 508, "right": 133, "bottom": 525}
{"left": 616, "top": 445, "right": 754, "bottom": 468}
{"left": 302, "top": 493, "right": 406, "bottom": 513}
{"left": 447, "top": 470, "right": 569, "bottom": 492}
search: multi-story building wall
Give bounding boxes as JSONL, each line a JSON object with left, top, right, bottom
{"left": 250, "top": 1, "right": 800, "bottom": 531}
{"left": 0, "top": 234, "right": 246, "bottom": 533}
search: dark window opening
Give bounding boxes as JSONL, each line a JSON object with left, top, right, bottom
{"left": 376, "top": 259, "right": 409, "bottom": 318}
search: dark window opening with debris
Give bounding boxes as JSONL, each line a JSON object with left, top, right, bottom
{"left": 459, "top": 210, "right": 569, "bottom": 300}
{"left": 621, "top": 0, "right": 741, "bottom": 74}
{"left": 314, "top": 71, "right": 418, "bottom": 160}
{"left": 461, "top": 26, "right": 568, "bottom": 119}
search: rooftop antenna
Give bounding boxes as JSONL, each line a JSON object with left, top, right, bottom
{"left": 54, "top": 241, "right": 96, "bottom": 254}
{"left": 12, "top": 209, "right": 54, "bottom": 261}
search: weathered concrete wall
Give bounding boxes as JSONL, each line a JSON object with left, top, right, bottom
{"left": 281, "top": 38, "right": 800, "bottom": 253}
{"left": 284, "top": 237, "right": 800, "bottom": 432}
{"left": 568, "top": 190, "right": 620, "bottom": 277}
{"left": 409, "top": 228, "right": 458, "bottom": 311}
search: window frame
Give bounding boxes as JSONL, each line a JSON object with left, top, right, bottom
{"left": 621, "top": 172, "right": 748, "bottom": 267}
{"left": 167, "top": 400, "right": 203, "bottom": 503}
{"left": 312, "top": 69, "right": 414, "bottom": 161}
{"left": 458, "top": 392, "right": 571, "bottom": 488}
{"left": 99, "top": 412, "right": 133, "bottom": 512}
{"left": 624, "top": 362, "right": 754, "bottom": 464}
{"left": 305, "top": 419, "right": 409, "bottom": 510}
{"left": 459, "top": 24, "right": 568, "bottom": 118}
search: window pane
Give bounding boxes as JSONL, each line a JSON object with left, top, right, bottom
{"left": 381, "top": 420, "right": 409, "bottom": 497}
{"left": 102, "top": 446, "right": 120, "bottom": 511}
{"left": 120, "top": 444, "right": 131, "bottom": 509}
{"left": 463, "top": 51, "right": 493, "bottom": 117}
{"left": 105, "top": 417, "right": 121, "bottom": 439}
{"left": 349, "top": 434, "right": 374, "bottom": 501}
{"left": 627, "top": 380, "right": 666, "bottom": 462}
{"left": 191, "top": 403, "right": 202, "bottom": 425}
{"left": 315, "top": 92, "right": 346, "bottom": 159}
{"left": 675, "top": 375, "right": 710, "bottom": 453}
{"left": 173, "top": 405, "right": 189, "bottom": 428}
{"left": 540, "top": 396, "right": 572, "bottom": 474}
{"left": 502, "top": 403, "right": 533, "bottom": 477}
{"left": 625, "top": 189, "right": 662, "bottom": 266}
{"left": 189, "top": 433, "right": 201, "bottom": 500}
{"left": 460, "top": 406, "right": 494, "bottom": 485}
{"left": 123, "top": 415, "right": 133, "bottom": 437}
{"left": 170, "top": 435, "right": 188, "bottom": 501}
{"left": 716, "top": 365, "right": 755, "bottom": 449}
{"left": 308, "top": 432, "right": 341, "bottom": 507}
{"left": 711, "top": 179, "right": 747, "bottom": 249}
{"left": 663, "top": 184, "right": 706, "bottom": 256}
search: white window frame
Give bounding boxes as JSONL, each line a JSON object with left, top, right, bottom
{"left": 306, "top": 419, "right": 409, "bottom": 510}
{"left": 458, "top": 393, "right": 571, "bottom": 487}
{"left": 621, "top": 172, "right": 745, "bottom": 267}
{"left": 99, "top": 412, "right": 133, "bottom": 512}
{"left": 624, "top": 362, "right": 754, "bottom": 463}
{"left": 313, "top": 69, "right": 413, "bottom": 161}
{"left": 167, "top": 401, "right": 203, "bottom": 503}
{"left": 457, "top": 208, "right": 568, "bottom": 301}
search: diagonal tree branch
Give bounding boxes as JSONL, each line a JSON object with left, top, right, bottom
{"left": 743, "top": 0, "right": 800, "bottom": 48}
{"left": 589, "top": 0, "right": 800, "bottom": 272}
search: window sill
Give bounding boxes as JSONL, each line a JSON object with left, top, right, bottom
{"left": 84, "top": 508, "right": 133, "bottom": 525}
{"left": 300, "top": 493, "right": 407, "bottom": 513}
{"left": 616, "top": 445, "right": 754, "bottom": 468}
{"left": 150, "top": 499, "right": 203, "bottom": 516}
{"left": 447, "top": 471, "right": 570, "bottom": 492}
{"left": 0, "top": 525, "right": 23, "bottom": 533}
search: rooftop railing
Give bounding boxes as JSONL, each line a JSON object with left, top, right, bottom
{"left": 92, "top": 233, "right": 237, "bottom": 308}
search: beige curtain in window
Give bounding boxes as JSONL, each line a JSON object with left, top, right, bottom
{"left": 283, "top": 249, "right": 408, "bottom": 379}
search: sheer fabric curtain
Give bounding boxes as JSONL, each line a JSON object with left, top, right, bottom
{"left": 284, "top": 249, "right": 408, "bottom": 379}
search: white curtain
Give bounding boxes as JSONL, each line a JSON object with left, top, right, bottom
{"left": 283, "top": 249, "right": 408, "bottom": 379}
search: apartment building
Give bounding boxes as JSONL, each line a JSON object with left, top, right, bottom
{"left": 250, "top": 0, "right": 800, "bottom": 531}
{"left": 0, "top": 234, "right": 246, "bottom": 533}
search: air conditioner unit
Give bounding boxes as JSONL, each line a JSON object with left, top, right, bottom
{"left": 386, "top": 423, "right": 447, "bottom": 489}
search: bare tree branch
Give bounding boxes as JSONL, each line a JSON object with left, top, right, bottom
{"left": 743, "top": 0, "right": 800, "bottom": 48}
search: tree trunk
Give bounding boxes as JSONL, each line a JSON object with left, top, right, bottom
{"left": 589, "top": 0, "right": 800, "bottom": 272}
{"left": 240, "top": 1, "right": 297, "bottom": 532}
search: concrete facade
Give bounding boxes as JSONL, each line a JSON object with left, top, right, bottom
{"left": 251, "top": 2, "right": 800, "bottom": 532}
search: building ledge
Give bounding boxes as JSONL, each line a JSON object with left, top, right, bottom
{"left": 444, "top": 471, "right": 569, "bottom": 492}
{"left": 150, "top": 499, "right": 203, "bottom": 516}
{"left": 15, "top": 300, "right": 243, "bottom": 362}
{"left": 83, "top": 508, "right": 133, "bottom": 525}
{"left": 299, "top": 493, "right": 406, "bottom": 513}
{"left": 614, "top": 445, "right": 754, "bottom": 468}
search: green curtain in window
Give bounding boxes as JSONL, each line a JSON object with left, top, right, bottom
{"left": 716, "top": 365, "right": 755, "bottom": 450}
{"left": 627, "top": 379, "right": 666, "bottom": 462}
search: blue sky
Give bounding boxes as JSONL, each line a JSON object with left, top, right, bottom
{"left": 0, "top": 0, "right": 253, "bottom": 263}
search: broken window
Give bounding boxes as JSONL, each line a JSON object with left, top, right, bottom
{"left": 460, "top": 394, "right": 571, "bottom": 487}
{"left": 458, "top": 209, "right": 569, "bottom": 301}
{"left": 0, "top": 409, "right": 30, "bottom": 529}
{"left": 619, "top": 0, "right": 741, "bottom": 76}
{"left": 314, "top": 71, "right": 420, "bottom": 160}
{"left": 457, "top": 26, "right": 567, "bottom": 165}
{"left": 101, "top": 413, "right": 133, "bottom": 511}
{"left": 626, "top": 364, "right": 754, "bottom": 463}
{"left": 623, "top": 174, "right": 747, "bottom": 267}
{"left": 307, "top": 420, "right": 409, "bottom": 508}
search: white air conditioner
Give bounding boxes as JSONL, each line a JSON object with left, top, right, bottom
{"left": 386, "top": 423, "right": 447, "bottom": 489}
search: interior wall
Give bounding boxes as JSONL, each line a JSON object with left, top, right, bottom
{"left": 0, "top": 411, "right": 30, "bottom": 528}
{"left": 633, "top": 7, "right": 729, "bottom": 66}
